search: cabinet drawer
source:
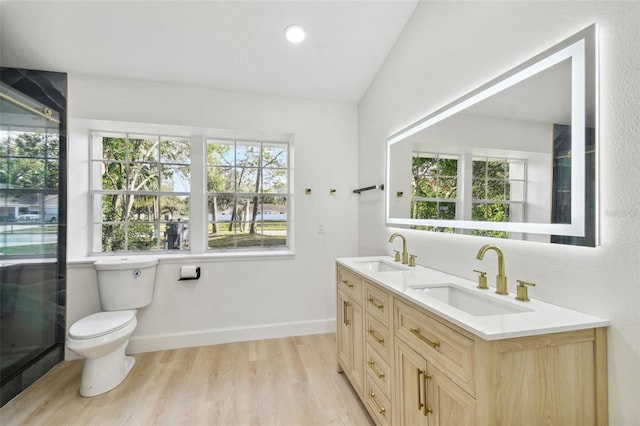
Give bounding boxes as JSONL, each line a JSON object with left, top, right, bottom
{"left": 366, "top": 375, "right": 391, "bottom": 426}
{"left": 366, "top": 343, "right": 391, "bottom": 397}
{"left": 366, "top": 316, "right": 392, "bottom": 361}
{"left": 365, "top": 281, "right": 392, "bottom": 327}
{"left": 394, "top": 298, "right": 476, "bottom": 395}
{"left": 337, "top": 266, "right": 363, "bottom": 300}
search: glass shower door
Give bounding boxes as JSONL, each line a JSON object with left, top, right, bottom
{"left": 0, "top": 70, "right": 67, "bottom": 406}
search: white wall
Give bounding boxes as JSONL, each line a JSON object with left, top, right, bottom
{"left": 66, "top": 75, "right": 360, "bottom": 354}
{"left": 358, "top": 2, "right": 640, "bottom": 423}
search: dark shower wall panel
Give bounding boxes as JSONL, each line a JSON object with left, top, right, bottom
{"left": 0, "top": 263, "right": 60, "bottom": 357}
{"left": 0, "top": 262, "right": 63, "bottom": 405}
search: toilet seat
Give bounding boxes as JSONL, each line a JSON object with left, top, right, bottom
{"left": 69, "top": 310, "right": 136, "bottom": 340}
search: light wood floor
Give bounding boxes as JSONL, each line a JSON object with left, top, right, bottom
{"left": 0, "top": 333, "right": 373, "bottom": 426}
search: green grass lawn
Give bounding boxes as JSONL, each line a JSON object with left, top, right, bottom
{"left": 208, "top": 233, "right": 286, "bottom": 248}
{"left": 1, "top": 243, "right": 57, "bottom": 256}
{"left": 208, "top": 223, "right": 287, "bottom": 248}
{"left": 3, "top": 225, "right": 58, "bottom": 234}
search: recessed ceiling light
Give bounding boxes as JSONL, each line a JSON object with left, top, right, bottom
{"left": 284, "top": 25, "right": 305, "bottom": 44}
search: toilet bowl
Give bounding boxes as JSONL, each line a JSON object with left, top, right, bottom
{"left": 66, "top": 310, "right": 138, "bottom": 397}
{"left": 66, "top": 257, "right": 157, "bottom": 397}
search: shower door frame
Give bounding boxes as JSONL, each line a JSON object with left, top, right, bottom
{"left": 0, "top": 68, "right": 67, "bottom": 406}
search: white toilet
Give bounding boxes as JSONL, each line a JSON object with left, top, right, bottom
{"left": 66, "top": 257, "right": 158, "bottom": 397}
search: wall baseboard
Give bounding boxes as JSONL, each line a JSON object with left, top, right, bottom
{"left": 126, "top": 318, "right": 336, "bottom": 354}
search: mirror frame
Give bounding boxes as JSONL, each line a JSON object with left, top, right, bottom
{"left": 386, "top": 25, "right": 596, "bottom": 239}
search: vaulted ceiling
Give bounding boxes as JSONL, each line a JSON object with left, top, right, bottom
{"left": 0, "top": 1, "right": 418, "bottom": 103}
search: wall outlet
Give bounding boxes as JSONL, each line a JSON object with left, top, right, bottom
{"left": 317, "top": 222, "right": 326, "bottom": 234}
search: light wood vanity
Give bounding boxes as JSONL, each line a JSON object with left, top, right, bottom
{"left": 336, "top": 259, "right": 608, "bottom": 426}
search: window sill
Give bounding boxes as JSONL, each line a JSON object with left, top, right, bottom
{"left": 68, "top": 249, "right": 295, "bottom": 267}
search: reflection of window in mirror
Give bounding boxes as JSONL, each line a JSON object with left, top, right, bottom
{"left": 411, "top": 152, "right": 458, "bottom": 228}
{"left": 471, "top": 157, "right": 526, "bottom": 239}
{"left": 410, "top": 153, "right": 528, "bottom": 238}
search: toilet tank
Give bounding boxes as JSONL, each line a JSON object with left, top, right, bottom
{"left": 94, "top": 257, "right": 158, "bottom": 311}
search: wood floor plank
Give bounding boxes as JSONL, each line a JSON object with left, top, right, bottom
{"left": 0, "top": 333, "right": 373, "bottom": 426}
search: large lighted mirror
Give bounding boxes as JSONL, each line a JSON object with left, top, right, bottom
{"left": 386, "top": 25, "right": 596, "bottom": 246}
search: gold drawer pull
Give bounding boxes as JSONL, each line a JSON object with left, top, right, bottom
{"left": 341, "top": 279, "right": 354, "bottom": 289}
{"left": 368, "top": 326, "right": 384, "bottom": 345}
{"left": 410, "top": 328, "right": 440, "bottom": 348}
{"left": 423, "top": 372, "right": 433, "bottom": 416}
{"left": 344, "top": 301, "right": 351, "bottom": 326}
{"left": 417, "top": 368, "right": 425, "bottom": 410}
{"left": 369, "top": 392, "right": 386, "bottom": 415}
{"left": 368, "top": 296, "right": 384, "bottom": 310}
{"left": 368, "top": 359, "right": 385, "bottom": 379}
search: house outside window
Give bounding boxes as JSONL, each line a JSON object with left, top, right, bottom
{"left": 1, "top": 125, "right": 59, "bottom": 257}
{"left": 90, "top": 130, "right": 290, "bottom": 254}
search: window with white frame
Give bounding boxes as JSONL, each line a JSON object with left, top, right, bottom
{"left": 411, "top": 152, "right": 459, "bottom": 222}
{"left": 91, "top": 132, "right": 190, "bottom": 252}
{"left": 471, "top": 157, "right": 526, "bottom": 237}
{"left": 1, "top": 124, "right": 60, "bottom": 258}
{"left": 206, "top": 139, "right": 288, "bottom": 250}
{"left": 90, "top": 130, "right": 290, "bottom": 254}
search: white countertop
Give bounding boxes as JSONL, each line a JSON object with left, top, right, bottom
{"left": 336, "top": 256, "right": 609, "bottom": 341}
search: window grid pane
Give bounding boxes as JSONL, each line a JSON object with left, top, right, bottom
{"left": 411, "top": 153, "right": 459, "bottom": 220}
{"left": 206, "top": 139, "right": 289, "bottom": 250}
{"left": 92, "top": 132, "right": 191, "bottom": 252}
{"left": 1, "top": 125, "right": 60, "bottom": 258}
{"left": 472, "top": 157, "right": 526, "bottom": 224}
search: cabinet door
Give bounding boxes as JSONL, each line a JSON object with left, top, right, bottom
{"left": 337, "top": 290, "right": 350, "bottom": 371}
{"left": 427, "top": 366, "right": 476, "bottom": 426}
{"left": 395, "top": 339, "right": 429, "bottom": 426}
{"left": 397, "top": 339, "right": 476, "bottom": 426}
{"left": 337, "top": 290, "right": 364, "bottom": 396}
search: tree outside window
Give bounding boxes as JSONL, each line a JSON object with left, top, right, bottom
{"left": 411, "top": 153, "right": 458, "bottom": 232}
{"left": 206, "top": 140, "right": 288, "bottom": 249}
{"left": 92, "top": 133, "right": 190, "bottom": 252}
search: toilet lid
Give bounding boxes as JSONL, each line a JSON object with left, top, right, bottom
{"left": 69, "top": 310, "right": 136, "bottom": 339}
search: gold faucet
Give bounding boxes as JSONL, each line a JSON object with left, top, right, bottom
{"left": 476, "top": 244, "right": 508, "bottom": 295}
{"left": 389, "top": 233, "right": 409, "bottom": 265}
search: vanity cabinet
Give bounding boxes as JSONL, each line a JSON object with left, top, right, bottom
{"left": 336, "top": 266, "right": 365, "bottom": 397}
{"left": 336, "top": 263, "right": 608, "bottom": 426}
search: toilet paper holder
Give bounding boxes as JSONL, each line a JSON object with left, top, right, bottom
{"left": 178, "top": 266, "right": 201, "bottom": 281}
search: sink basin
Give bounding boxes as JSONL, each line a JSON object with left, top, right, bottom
{"left": 355, "top": 260, "right": 409, "bottom": 272}
{"left": 409, "top": 284, "right": 532, "bottom": 316}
